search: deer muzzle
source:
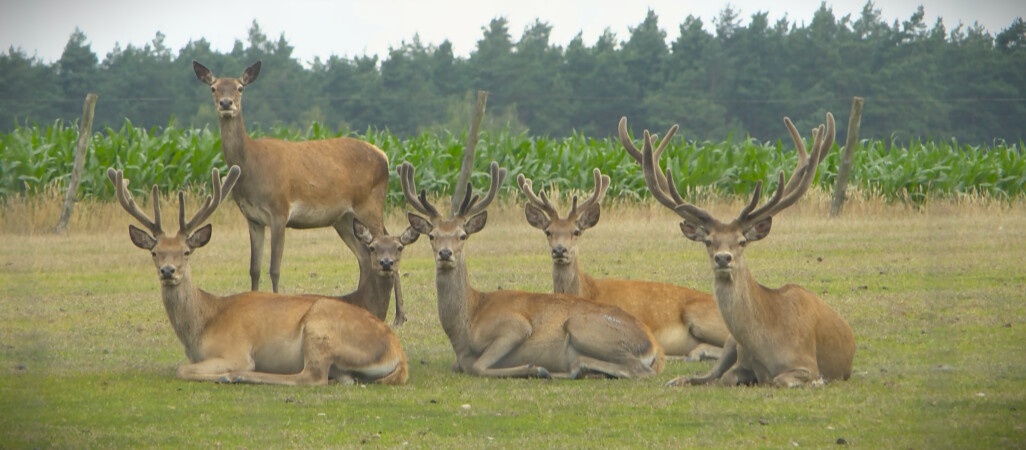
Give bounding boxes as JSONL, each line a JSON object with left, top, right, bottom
{"left": 714, "top": 252, "right": 733, "bottom": 269}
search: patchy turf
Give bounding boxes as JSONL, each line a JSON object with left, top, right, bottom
{"left": 1, "top": 195, "right": 1024, "bottom": 447}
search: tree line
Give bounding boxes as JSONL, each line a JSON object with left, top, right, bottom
{"left": 2, "top": 3, "right": 1025, "bottom": 143}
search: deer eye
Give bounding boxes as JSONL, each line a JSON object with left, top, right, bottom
{"left": 210, "top": 86, "right": 216, "bottom": 92}
{"left": 397, "top": 245, "right": 404, "bottom": 252}
{"left": 428, "top": 234, "right": 435, "bottom": 240}
{"left": 738, "top": 239, "right": 747, "bottom": 247}
{"left": 459, "top": 233, "right": 468, "bottom": 240}
{"left": 184, "top": 250, "right": 191, "bottom": 256}
{"left": 572, "top": 229, "right": 582, "bottom": 236}
{"left": 544, "top": 230, "right": 552, "bottom": 237}
{"left": 702, "top": 239, "right": 713, "bottom": 246}
{"left": 237, "top": 86, "right": 244, "bottom": 92}
{"left": 150, "top": 251, "right": 157, "bottom": 257}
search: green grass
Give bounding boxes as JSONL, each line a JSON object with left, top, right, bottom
{"left": 1, "top": 196, "right": 1025, "bottom": 447}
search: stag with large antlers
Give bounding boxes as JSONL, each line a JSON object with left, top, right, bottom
{"left": 518, "top": 168, "right": 729, "bottom": 360}
{"left": 625, "top": 113, "right": 854, "bottom": 387}
{"left": 109, "top": 166, "right": 407, "bottom": 385}
{"left": 399, "top": 161, "right": 665, "bottom": 379}
{"left": 193, "top": 61, "right": 407, "bottom": 325}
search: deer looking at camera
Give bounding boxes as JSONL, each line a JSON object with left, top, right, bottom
{"left": 192, "top": 61, "right": 407, "bottom": 326}
{"left": 109, "top": 166, "right": 407, "bottom": 385}
{"left": 400, "top": 161, "right": 664, "bottom": 379}
{"left": 517, "top": 168, "right": 729, "bottom": 360}
{"left": 628, "top": 113, "right": 854, "bottom": 387}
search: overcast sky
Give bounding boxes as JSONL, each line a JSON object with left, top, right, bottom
{"left": 1, "top": 0, "right": 1022, "bottom": 65}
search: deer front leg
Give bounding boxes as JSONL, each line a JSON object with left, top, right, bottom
{"left": 392, "top": 271, "right": 407, "bottom": 327}
{"left": 247, "top": 220, "right": 265, "bottom": 291}
{"left": 175, "top": 357, "right": 252, "bottom": 382}
{"left": 669, "top": 337, "right": 738, "bottom": 386}
{"left": 771, "top": 368, "right": 824, "bottom": 388}
{"left": 268, "top": 218, "right": 286, "bottom": 293}
{"left": 466, "top": 334, "right": 549, "bottom": 378}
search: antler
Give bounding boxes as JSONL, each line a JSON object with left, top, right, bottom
{"left": 638, "top": 128, "right": 716, "bottom": 226}
{"left": 397, "top": 162, "right": 441, "bottom": 219}
{"left": 107, "top": 167, "right": 163, "bottom": 235}
{"left": 738, "top": 112, "right": 835, "bottom": 226}
{"left": 516, "top": 174, "right": 559, "bottom": 219}
{"left": 179, "top": 166, "right": 242, "bottom": 234}
{"left": 568, "top": 168, "right": 611, "bottom": 219}
{"left": 619, "top": 116, "right": 676, "bottom": 194}
{"left": 455, "top": 161, "right": 507, "bottom": 218}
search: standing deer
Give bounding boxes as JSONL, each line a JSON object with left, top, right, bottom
{"left": 192, "top": 61, "right": 407, "bottom": 326}
{"left": 517, "top": 168, "right": 729, "bottom": 360}
{"left": 109, "top": 166, "right": 407, "bottom": 385}
{"left": 399, "top": 161, "right": 665, "bottom": 379}
{"left": 628, "top": 113, "right": 855, "bottom": 387}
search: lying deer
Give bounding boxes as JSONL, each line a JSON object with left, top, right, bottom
{"left": 629, "top": 113, "right": 855, "bottom": 387}
{"left": 517, "top": 168, "right": 729, "bottom": 360}
{"left": 109, "top": 166, "right": 407, "bottom": 385}
{"left": 399, "top": 161, "right": 665, "bottom": 379}
{"left": 193, "top": 61, "right": 407, "bottom": 326}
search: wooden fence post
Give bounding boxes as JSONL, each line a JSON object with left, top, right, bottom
{"left": 55, "top": 93, "right": 98, "bottom": 233}
{"left": 450, "top": 90, "right": 489, "bottom": 216}
{"left": 830, "top": 96, "right": 864, "bottom": 217}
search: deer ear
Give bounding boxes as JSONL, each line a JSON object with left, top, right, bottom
{"left": 679, "top": 221, "right": 707, "bottom": 242}
{"left": 464, "top": 211, "right": 488, "bottom": 235}
{"left": 193, "top": 61, "right": 215, "bottom": 85}
{"left": 524, "top": 203, "right": 550, "bottom": 230}
{"left": 399, "top": 226, "right": 420, "bottom": 245}
{"left": 744, "top": 217, "right": 772, "bottom": 242}
{"left": 407, "top": 212, "right": 434, "bottom": 235}
{"left": 241, "top": 61, "right": 261, "bottom": 85}
{"left": 128, "top": 225, "right": 157, "bottom": 250}
{"left": 352, "top": 219, "right": 374, "bottom": 245}
{"left": 575, "top": 202, "right": 601, "bottom": 231}
{"left": 187, "top": 224, "right": 213, "bottom": 249}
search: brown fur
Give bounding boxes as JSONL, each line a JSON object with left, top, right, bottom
{"left": 400, "top": 162, "right": 664, "bottom": 379}
{"left": 192, "top": 61, "right": 402, "bottom": 325}
{"left": 627, "top": 114, "right": 855, "bottom": 387}
{"left": 518, "top": 169, "right": 729, "bottom": 360}
{"left": 109, "top": 167, "right": 407, "bottom": 385}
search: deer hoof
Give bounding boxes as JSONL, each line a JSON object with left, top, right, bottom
{"left": 665, "top": 376, "right": 688, "bottom": 387}
{"left": 536, "top": 367, "right": 551, "bottom": 379}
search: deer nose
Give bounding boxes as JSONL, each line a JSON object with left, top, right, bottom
{"left": 379, "top": 258, "right": 394, "bottom": 271}
{"left": 160, "top": 265, "right": 176, "bottom": 278}
{"left": 714, "top": 252, "right": 732, "bottom": 268}
{"left": 219, "top": 99, "right": 233, "bottom": 109}
{"left": 552, "top": 245, "right": 568, "bottom": 258}
{"left": 438, "top": 249, "right": 453, "bottom": 261}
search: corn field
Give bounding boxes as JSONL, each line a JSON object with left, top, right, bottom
{"left": 2, "top": 119, "right": 1024, "bottom": 205}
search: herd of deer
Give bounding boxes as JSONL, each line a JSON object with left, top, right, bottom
{"left": 107, "top": 61, "right": 855, "bottom": 388}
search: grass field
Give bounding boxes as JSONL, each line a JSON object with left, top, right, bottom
{"left": 1, "top": 192, "right": 1024, "bottom": 447}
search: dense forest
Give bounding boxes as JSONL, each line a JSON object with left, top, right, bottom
{"left": 2, "top": 3, "right": 1025, "bottom": 143}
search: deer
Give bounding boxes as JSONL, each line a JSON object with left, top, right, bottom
{"left": 108, "top": 166, "right": 408, "bottom": 385}
{"left": 192, "top": 61, "right": 408, "bottom": 326}
{"left": 398, "top": 161, "right": 665, "bottom": 379}
{"left": 517, "top": 168, "right": 729, "bottom": 360}
{"left": 336, "top": 219, "right": 420, "bottom": 317}
{"left": 627, "top": 113, "right": 855, "bottom": 387}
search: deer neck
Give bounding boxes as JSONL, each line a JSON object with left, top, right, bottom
{"left": 341, "top": 265, "right": 394, "bottom": 320}
{"left": 434, "top": 259, "right": 478, "bottom": 356}
{"left": 552, "top": 257, "right": 596, "bottom": 298}
{"left": 216, "top": 113, "right": 252, "bottom": 167}
{"left": 711, "top": 260, "right": 766, "bottom": 345}
{"left": 159, "top": 271, "right": 221, "bottom": 363}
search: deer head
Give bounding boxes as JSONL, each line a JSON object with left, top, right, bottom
{"left": 399, "top": 161, "right": 507, "bottom": 270}
{"left": 630, "top": 113, "right": 834, "bottom": 277}
{"left": 353, "top": 218, "right": 419, "bottom": 277}
{"left": 108, "top": 166, "right": 241, "bottom": 285}
{"left": 193, "top": 61, "right": 261, "bottom": 119}
{"left": 517, "top": 168, "right": 610, "bottom": 265}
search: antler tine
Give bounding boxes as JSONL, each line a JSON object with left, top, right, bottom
{"left": 181, "top": 166, "right": 240, "bottom": 233}
{"left": 569, "top": 168, "right": 610, "bottom": 219}
{"left": 460, "top": 161, "right": 507, "bottom": 218}
{"left": 619, "top": 117, "right": 671, "bottom": 193}
{"left": 397, "top": 162, "right": 440, "bottom": 219}
{"left": 639, "top": 132, "right": 714, "bottom": 226}
{"left": 107, "top": 167, "right": 162, "bottom": 234}
{"left": 517, "top": 174, "right": 559, "bottom": 218}
{"left": 743, "top": 112, "right": 835, "bottom": 225}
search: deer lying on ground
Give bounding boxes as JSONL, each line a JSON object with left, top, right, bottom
{"left": 399, "top": 161, "right": 665, "bottom": 379}
{"left": 192, "top": 61, "right": 407, "bottom": 326}
{"left": 109, "top": 166, "right": 407, "bottom": 385}
{"left": 629, "top": 113, "right": 855, "bottom": 387}
{"left": 517, "top": 168, "right": 729, "bottom": 360}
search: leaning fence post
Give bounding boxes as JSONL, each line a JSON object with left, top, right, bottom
{"left": 450, "top": 90, "right": 489, "bottom": 216}
{"left": 55, "top": 93, "right": 98, "bottom": 233}
{"left": 830, "top": 96, "right": 863, "bottom": 217}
